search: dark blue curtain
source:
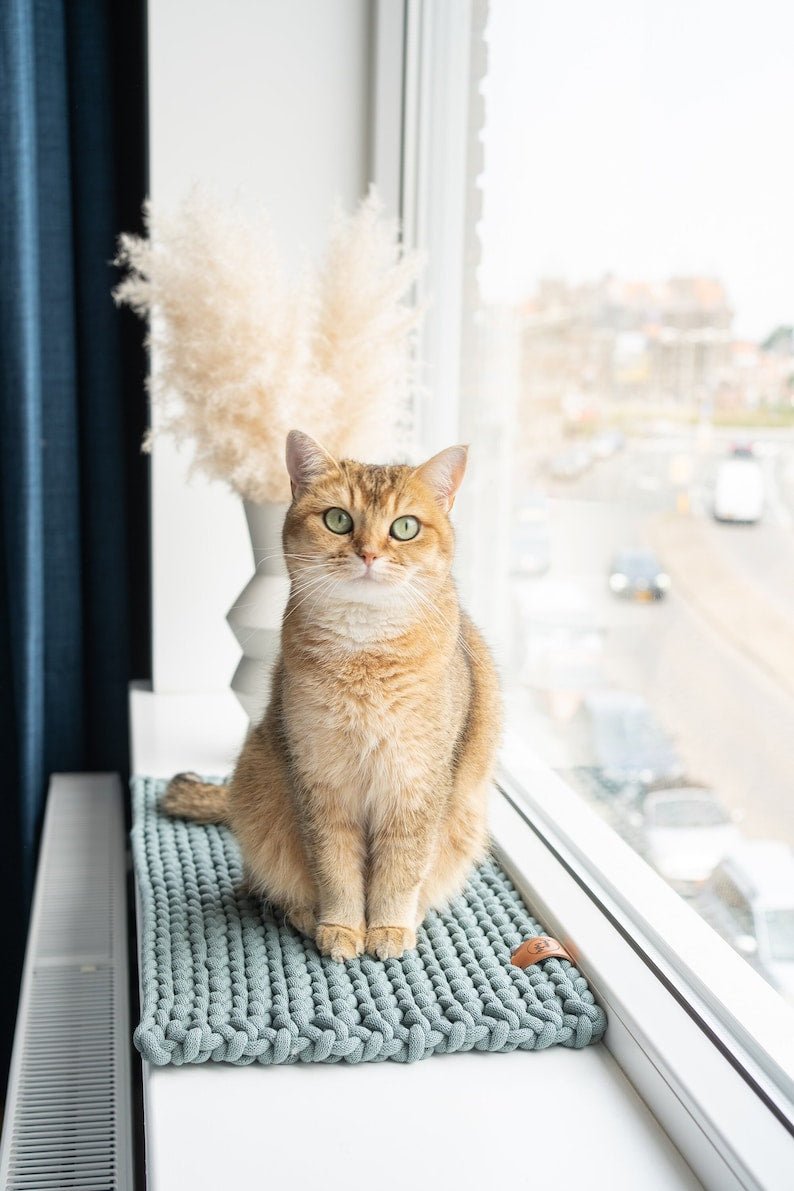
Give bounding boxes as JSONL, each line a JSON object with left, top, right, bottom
{"left": 0, "top": 0, "right": 149, "bottom": 1088}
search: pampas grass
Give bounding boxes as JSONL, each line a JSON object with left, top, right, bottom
{"left": 113, "top": 189, "right": 423, "bottom": 503}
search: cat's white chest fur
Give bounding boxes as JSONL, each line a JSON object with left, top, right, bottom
{"left": 314, "top": 594, "right": 413, "bottom": 645}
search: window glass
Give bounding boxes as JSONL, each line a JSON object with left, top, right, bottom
{"left": 766, "top": 912, "right": 794, "bottom": 965}
{"left": 476, "top": 0, "right": 794, "bottom": 1003}
{"left": 647, "top": 796, "right": 730, "bottom": 830}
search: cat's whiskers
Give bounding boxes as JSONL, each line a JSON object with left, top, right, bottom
{"left": 228, "top": 599, "right": 278, "bottom": 613}
{"left": 304, "top": 574, "right": 345, "bottom": 624}
{"left": 230, "top": 564, "right": 331, "bottom": 616}
{"left": 255, "top": 553, "right": 325, "bottom": 572}
{"left": 262, "top": 555, "right": 320, "bottom": 562}
{"left": 399, "top": 585, "right": 451, "bottom": 649}
{"left": 403, "top": 578, "right": 484, "bottom": 668}
{"left": 286, "top": 574, "right": 335, "bottom": 604}
{"left": 235, "top": 625, "right": 264, "bottom": 653}
{"left": 253, "top": 548, "right": 317, "bottom": 559}
{"left": 284, "top": 563, "right": 330, "bottom": 578}
{"left": 287, "top": 566, "right": 340, "bottom": 593}
{"left": 232, "top": 568, "right": 339, "bottom": 651}
{"left": 281, "top": 572, "right": 340, "bottom": 624}
{"left": 237, "top": 578, "right": 328, "bottom": 646}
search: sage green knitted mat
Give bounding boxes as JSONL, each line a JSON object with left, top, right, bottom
{"left": 131, "top": 776, "right": 606, "bottom": 1066}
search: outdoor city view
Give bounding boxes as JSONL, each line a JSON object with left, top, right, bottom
{"left": 480, "top": 1, "right": 794, "bottom": 1001}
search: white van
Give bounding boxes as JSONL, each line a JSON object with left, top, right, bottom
{"left": 713, "top": 457, "right": 764, "bottom": 523}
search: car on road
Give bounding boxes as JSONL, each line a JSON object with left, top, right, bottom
{"left": 641, "top": 787, "right": 740, "bottom": 892}
{"left": 608, "top": 548, "right": 670, "bottom": 601}
{"left": 584, "top": 689, "right": 684, "bottom": 794}
{"left": 696, "top": 841, "right": 794, "bottom": 1003}
{"left": 712, "top": 456, "right": 764, "bottom": 523}
{"left": 729, "top": 443, "right": 755, "bottom": 459}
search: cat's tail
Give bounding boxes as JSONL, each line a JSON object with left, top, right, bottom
{"left": 160, "top": 772, "right": 229, "bottom": 824}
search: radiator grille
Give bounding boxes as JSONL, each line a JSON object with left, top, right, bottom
{"left": 0, "top": 774, "right": 133, "bottom": 1190}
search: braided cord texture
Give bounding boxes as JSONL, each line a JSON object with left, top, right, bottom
{"left": 132, "top": 776, "right": 606, "bottom": 1067}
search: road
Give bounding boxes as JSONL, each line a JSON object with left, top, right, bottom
{"left": 511, "top": 426, "right": 794, "bottom": 849}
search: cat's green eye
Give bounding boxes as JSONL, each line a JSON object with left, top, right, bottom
{"left": 323, "top": 507, "right": 353, "bottom": 535}
{"left": 389, "top": 515, "right": 420, "bottom": 541}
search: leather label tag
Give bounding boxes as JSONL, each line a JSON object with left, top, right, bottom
{"left": 511, "top": 936, "right": 573, "bottom": 968}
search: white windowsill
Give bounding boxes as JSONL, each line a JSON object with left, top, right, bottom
{"left": 129, "top": 684, "right": 701, "bottom": 1191}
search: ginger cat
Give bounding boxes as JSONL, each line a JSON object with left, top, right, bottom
{"left": 163, "top": 430, "right": 502, "bottom": 961}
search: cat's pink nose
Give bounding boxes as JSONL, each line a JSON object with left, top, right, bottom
{"left": 360, "top": 551, "right": 378, "bottom": 568}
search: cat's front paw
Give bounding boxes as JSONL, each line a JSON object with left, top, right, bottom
{"left": 364, "top": 926, "right": 417, "bottom": 960}
{"left": 316, "top": 923, "right": 364, "bottom": 962}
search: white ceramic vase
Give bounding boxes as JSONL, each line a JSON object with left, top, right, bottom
{"left": 227, "top": 500, "right": 291, "bottom": 722}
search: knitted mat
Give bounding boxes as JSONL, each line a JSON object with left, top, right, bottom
{"left": 132, "top": 776, "right": 607, "bottom": 1066}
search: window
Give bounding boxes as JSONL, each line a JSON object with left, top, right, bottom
{"left": 398, "top": 0, "right": 794, "bottom": 1144}
{"left": 449, "top": 0, "right": 794, "bottom": 1011}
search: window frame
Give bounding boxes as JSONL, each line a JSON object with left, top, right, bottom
{"left": 388, "top": 0, "right": 794, "bottom": 1181}
{"left": 501, "top": 732, "right": 794, "bottom": 1106}
{"left": 490, "top": 777, "right": 794, "bottom": 1191}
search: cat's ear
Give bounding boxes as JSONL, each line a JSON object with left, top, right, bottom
{"left": 415, "top": 445, "right": 468, "bottom": 512}
{"left": 285, "top": 430, "right": 339, "bottom": 496}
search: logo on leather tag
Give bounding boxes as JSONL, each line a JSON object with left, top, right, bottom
{"left": 511, "top": 936, "right": 573, "bottom": 969}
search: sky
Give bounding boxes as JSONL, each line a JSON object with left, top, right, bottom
{"left": 479, "top": 0, "right": 794, "bottom": 340}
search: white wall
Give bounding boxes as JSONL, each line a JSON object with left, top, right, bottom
{"left": 148, "top": 0, "right": 371, "bottom": 692}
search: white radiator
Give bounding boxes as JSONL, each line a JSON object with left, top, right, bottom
{"left": 0, "top": 773, "right": 134, "bottom": 1189}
